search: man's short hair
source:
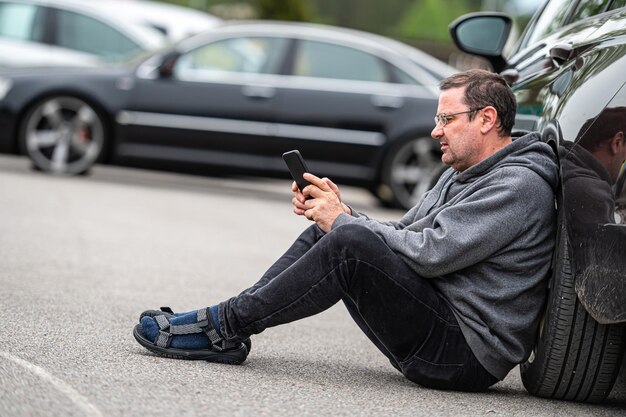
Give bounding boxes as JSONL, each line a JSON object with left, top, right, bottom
{"left": 440, "top": 69, "right": 516, "bottom": 137}
{"left": 577, "top": 106, "right": 626, "bottom": 151}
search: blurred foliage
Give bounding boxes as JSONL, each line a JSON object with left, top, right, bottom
{"left": 311, "top": 0, "right": 484, "bottom": 42}
{"left": 254, "top": 0, "right": 312, "bottom": 21}
{"left": 396, "top": 0, "right": 477, "bottom": 42}
{"left": 156, "top": 0, "right": 485, "bottom": 41}
{"left": 305, "top": 0, "right": 414, "bottom": 32}
{"left": 153, "top": 0, "right": 539, "bottom": 63}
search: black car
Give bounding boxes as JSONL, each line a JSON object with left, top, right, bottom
{"left": 451, "top": 0, "right": 626, "bottom": 404}
{"left": 0, "top": 21, "right": 455, "bottom": 209}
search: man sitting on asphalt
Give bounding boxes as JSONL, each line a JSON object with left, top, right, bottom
{"left": 133, "top": 69, "right": 559, "bottom": 392}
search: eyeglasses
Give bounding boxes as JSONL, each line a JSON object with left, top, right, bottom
{"left": 434, "top": 108, "right": 482, "bottom": 127}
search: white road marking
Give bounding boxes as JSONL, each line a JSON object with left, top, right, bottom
{"left": 0, "top": 351, "right": 103, "bottom": 417}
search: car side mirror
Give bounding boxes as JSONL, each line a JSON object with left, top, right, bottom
{"left": 449, "top": 13, "right": 512, "bottom": 73}
{"left": 158, "top": 53, "right": 180, "bottom": 79}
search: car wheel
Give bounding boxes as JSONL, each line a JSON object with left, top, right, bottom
{"left": 379, "top": 137, "right": 444, "bottom": 209}
{"left": 520, "top": 222, "right": 626, "bottom": 403}
{"left": 19, "top": 96, "right": 106, "bottom": 175}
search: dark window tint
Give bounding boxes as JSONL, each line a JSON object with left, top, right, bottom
{"left": 55, "top": 9, "right": 140, "bottom": 60}
{"left": 293, "top": 40, "right": 387, "bottom": 82}
{"left": 0, "top": 2, "right": 44, "bottom": 41}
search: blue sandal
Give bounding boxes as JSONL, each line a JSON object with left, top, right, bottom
{"left": 138, "top": 306, "right": 252, "bottom": 353}
{"left": 133, "top": 307, "right": 249, "bottom": 364}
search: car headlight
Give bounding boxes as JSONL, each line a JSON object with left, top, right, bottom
{"left": 0, "top": 77, "right": 13, "bottom": 101}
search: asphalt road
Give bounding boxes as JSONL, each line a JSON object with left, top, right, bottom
{"left": 0, "top": 154, "right": 624, "bottom": 417}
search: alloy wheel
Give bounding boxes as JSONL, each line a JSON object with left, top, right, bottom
{"left": 22, "top": 96, "right": 105, "bottom": 175}
{"left": 382, "top": 138, "right": 444, "bottom": 209}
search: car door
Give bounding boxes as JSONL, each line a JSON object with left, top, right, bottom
{"left": 521, "top": 42, "right": 626, "bottom": 400}
{"left": 507, "top": 0, "right": 621, "bottom": 130}
{"left": 269, "top": 37, "right": 422, "bottom": 182}
{"left": 118, "top": 35, "right": 289, "bottom": 170}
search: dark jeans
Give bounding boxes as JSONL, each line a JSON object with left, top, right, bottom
{"left": 219, "top": 223, "right": 498, "bottom": 392}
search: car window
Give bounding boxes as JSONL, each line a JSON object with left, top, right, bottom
{"left": 293, "top": 40, "right": 387, "bottom": 83}
{"left": 570, "top": 0, "right": 609, "bottom": 21}
{"left": 523, "top": 0, "right": 576, "bottom": 47}
{"left": 174, "top": 37, "right": 287, "bottom": 80}
{"left": 389, "top": 65, "right": 422, "bottom": 85}
{"left": 55, "top": 9, "right": 140, "bottom": 60}
{"left": 0, "top": 2, "right": 44, "bottom": 41}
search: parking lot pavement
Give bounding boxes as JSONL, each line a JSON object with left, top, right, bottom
{"left": 0, "top": 154, "right": 624, "bottom": 416}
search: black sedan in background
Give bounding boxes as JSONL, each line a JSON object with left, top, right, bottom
{"left": 0, "top": 21, "right": 455, "bottom": 208}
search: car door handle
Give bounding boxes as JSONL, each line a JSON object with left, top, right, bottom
{"left": 242, "top": 84, "right": 276, "bottom": 99}
{"left": 371, "top": 95, "right": 404, "bottom": 109}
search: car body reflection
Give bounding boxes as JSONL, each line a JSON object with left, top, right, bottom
{"left": 561, "top": 106, "right": 626, "bottom": 324}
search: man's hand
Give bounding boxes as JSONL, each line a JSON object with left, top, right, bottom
{"left": 291, "top": 174, "right": 351, "bottom": 232}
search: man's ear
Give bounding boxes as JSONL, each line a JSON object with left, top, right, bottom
{"left": 609, "top": 131, "right": 624, "bottom": 155}
{"left": 480, "top": 106, "right": 498, "bottom": 134}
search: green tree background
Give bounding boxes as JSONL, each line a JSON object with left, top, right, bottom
{"left": 154, "top": 0, "right": 535, "bottom": 62}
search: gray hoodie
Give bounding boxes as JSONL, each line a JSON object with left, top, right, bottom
{"left": 332, "top": 132, "right": 559, "bottom": 379}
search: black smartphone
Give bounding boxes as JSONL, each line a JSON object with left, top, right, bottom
{"left": 282, "top": 150, "right": 311, "bottom": 193}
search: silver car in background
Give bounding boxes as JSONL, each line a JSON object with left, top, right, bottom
{"left": 0, "top": 0, "right": 221, "bottom": 68}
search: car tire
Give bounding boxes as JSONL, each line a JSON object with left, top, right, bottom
{"left": 19, "top": 96, "right": 107, "bottom": 175}
{"left": 520, "top": 222, "right": 626, "bottom": 403}
{"left": 379, "top": 136, "right": 444, "bottom": 209}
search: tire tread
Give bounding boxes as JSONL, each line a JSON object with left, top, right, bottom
{"left": 521, "top": 225, "right": 625, "bottom": 403}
